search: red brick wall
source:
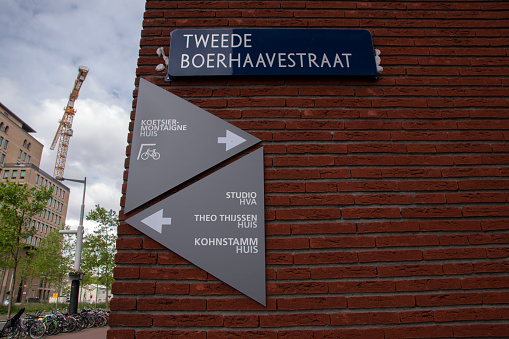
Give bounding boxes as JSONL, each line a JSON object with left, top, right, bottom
{"left": 110, "top": 1, "right": 509, "bottom": 338}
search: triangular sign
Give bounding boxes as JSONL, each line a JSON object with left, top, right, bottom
{"left": 126, "top": 148, "right": 266, "bottom": 305}
{"left": 124, "top": 79, "right": 261, "bottom": 213}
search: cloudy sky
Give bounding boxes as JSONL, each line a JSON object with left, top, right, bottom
{"left": 0, "top": 1, "right": 146, "bottom": 231}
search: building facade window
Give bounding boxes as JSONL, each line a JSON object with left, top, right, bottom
{"left": 20, "top": 170, "right": 25, "bottom": 179}
{"left": 11, "top": 170, "right": 17, "bottom": 179}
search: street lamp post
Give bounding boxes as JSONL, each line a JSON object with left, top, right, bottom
{"left": 56, "top": 176, "right": 86, "bottom": 315}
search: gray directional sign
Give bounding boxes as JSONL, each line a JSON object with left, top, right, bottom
{"left": 126, "top": 148, "right": 266, "bottom": 305}
{"left": 124, "top": 79, "right": 261, "bottom": 213}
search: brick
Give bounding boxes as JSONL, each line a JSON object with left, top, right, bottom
{"left": 109, "top": 298, "right": 136, "bottom": 311}
{"left": 137, "top": 298, "right": 206, "bottom": 311}
{"left": 396, "top": 278, "right": 462, "bottom": 292}
{"left": 310, "top": 236, "right": 375, "bottom": 248}
{"left": 385, "top": 325, "right": 453, "bottom": 339}
{"left": 107, "top": 329, "right": 135, "bottom": 339}
{"left": 416, "top": 293, "right": 482, "bottom": 307}
{"left": 358, "top": 221, "right": 420, "bottom": 233}
{"left": 378, "top": 264, "right": 443, "bottom": 278}
{"left": 292, "top": 222, "right": 356, "bottom": 234}
{"left": 316, "top": 329, "right": 385, "bottom": 339}
{"left": 116, "top": 237, "right": 142, "bottom": 250}
{"left": 153, "top": 314, "right": 223, "bottom": 327}
{"left": 423, "top": 248, "right": 487, "bottom": 260}
{"left": 399, "top": 310, "right": 434, "bottom": 324}
{"left": 294, "top": 251, "right": 358, "bottom": 265}
{"left": 136, "top": 330, "right": 206, "bottom": 339}
{"left": 312, "top": 266, "right": 377, "bottom": 279}
{"left": 155, "top": 283, "right": 190, "bottom": 295}
{"left": 207, "top": 298, "right": 276, "bottom": 311}
{"left": 111, "top": 282, "right": 155, "bottom": 295}
{"left": 109, "top": 313, "right": 153, "bottom": 327}
{"left": 452, "top": 324, "right": 509, "bottom": 338}
{"left": 140, "top": 268, "right": 207, "bottom": 280}
{"left": 260, "top": 313, "right": 330, "bottom": 327}
{"left": 443, "top": 263, "right": 474, "bottom": 275}
{"left": 115, "top": 252, "right": 157, "bottom": 265}
{"left": 348, "top": 295, "right": 415, "bottom": 309}
{"left": 223, "top": 315, "right": 259, "bottom": 328}
{"left": 277, "top": 330, "right": 314, "bottom": 339}
{"left": 276, "top": 268, "right": 310, "bottom": 280}
{"left": 329, "top": 280, "right": 396, "bottom": 294}
{"left": 277, "top": 296, "right": 347, "bottom": 310}
{"left": 358, "top": 250, "right": 423, "bottom": 263}
{"left": 207, "top": 330, "right": 277, "bottom": 339}
{"left": 420, "top": 220, "right": 481, "bottom": 232}
{"left": 482, "top": 291, "right": 509, "bottom": 304}
{"left": 113, "top": 267, "right": 140, "bottom": 279}
{"left": 275, "top": 208, "right": 341, "bottom": 220}
{"left": 342, "top": 207, "right": 401, "bottom": 219}
{"left": 376, "top": 235, "right": 439, "bottom": 247}
{"left": 267, "top": 282, "right": 328, "bottom": 295}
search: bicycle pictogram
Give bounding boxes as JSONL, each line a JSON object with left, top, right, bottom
{"left": 137, "top": 144, "right": 161, "bottom": 161}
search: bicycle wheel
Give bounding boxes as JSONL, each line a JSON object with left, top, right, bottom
{"left": 6, "top": 325, "right": 21, "bottom": 339}
{"left": 63, "top": 316, "right": 77, "bottom": 332}
{"left": 45, "top": 320, "right": 58, "bottom": 336}
{"left": 28, "top": 322, "right": 45, "bottom": 339}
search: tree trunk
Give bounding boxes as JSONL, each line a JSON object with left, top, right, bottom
{"left": 7, "top": 260, "right": 17, "bottom": 318}
{"left": 105, "top": 276, "right": 109, "bottom": 310}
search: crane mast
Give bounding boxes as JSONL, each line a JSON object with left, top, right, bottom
{"left": 51, "top": 66, "right": 89, "bottom": 178}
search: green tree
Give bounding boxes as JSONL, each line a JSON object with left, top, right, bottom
{"left": 82, "top": 205, "right": 117, "bottom": 309}
{"left": 0, "top": 181, "right": 52, "bottom": 317}
{"left": 26, "top": 226, "right": 74, "bottom": 306}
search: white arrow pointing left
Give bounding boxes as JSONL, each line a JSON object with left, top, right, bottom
{"left": 218, "top": 130, "right": 247, "bottom": 151}
{"left": 141, "top": 209, "right": 172, "bottom": 233}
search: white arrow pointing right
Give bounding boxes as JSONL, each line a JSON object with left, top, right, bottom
{"left": 141, "top": 209, "right": 172, "bottom": 233}
{"left": 218, "top": 130, "right": 247, "bottom": 151}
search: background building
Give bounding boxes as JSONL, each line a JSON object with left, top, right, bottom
{"left": 112, "top": 1, "right": 509, "bottom": 338}
{"left": 0, "top": 102, "right": 70, "bottom": 303}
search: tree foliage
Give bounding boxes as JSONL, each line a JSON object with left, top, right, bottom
{"left": 81, "top": 205, "right": 117, "bottom": 308}
{"left": 0, "top": 181, "right": 52, "bottom": 317}
{"left": 25, "top": 226, "right": 74, "bottom": 305}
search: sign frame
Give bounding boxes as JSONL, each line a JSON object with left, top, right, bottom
{"left": 166, "top": 28, "right": 379, "bottom": 81}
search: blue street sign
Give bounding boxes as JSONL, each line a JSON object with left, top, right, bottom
{"left": 167, "top": 29, "right": 378, "bottom": 80}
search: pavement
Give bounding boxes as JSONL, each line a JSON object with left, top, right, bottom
{"left": 52, "top": 326, "right": 109, "bottom": 338}
{"left": 1, "top": 317, "right": 109, "bottom": 338}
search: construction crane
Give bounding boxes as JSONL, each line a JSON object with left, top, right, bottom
{"left": 51, "top": 66, "right": 89, "bottom": 178}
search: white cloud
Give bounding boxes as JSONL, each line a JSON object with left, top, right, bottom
{"left": 0, "top": 0, "right": 145, "bottom": 223}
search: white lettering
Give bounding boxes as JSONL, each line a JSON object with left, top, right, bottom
{"left": 211, "top": 34, "right": 219, "bottom": 48}
{"left": 231, "top": 34, "right": 242, "bottom": 48}
{"left": 207, "top": 54, "right": 215, "bottom": 68}
{"left": 256, "top": 54, "right": 267, "bottom": 67}
{"left": 287, "top": 53, "right": 296, "bottom": 67}
{"left": 334, "top": 54, "right": 344, "bottom": 68}
{"left": 321, "top": 53, "right": 331, "bottom": 67}
{"left": 192, "top": 54, "right": 205, "bottom": 68}
{"left": 217, "top": 53, "right": 227, "bottom": 68}
{"left": 181, "top": 54, "right": 190, "bottom": 68}
{"left": 342, "top": 53, "right": 351, "bottom": 67}
{"left": 195, "top": 34, "right": 209, "bottom": 48}
{"left": 221, "top": 34, "right": 229, "bottom": 48}
{"left": 266, "top": 53, "right": 276, "bottom": 67}
{"left": 243, "top": 53, "right": 253, "bottom": 68}
{"left": 309, "top": 53, "right": 319, "bottom": 67}
{"left": 183, "top": 34, "right": 193, "bottom": 48}
{"left": 278, "top": 53, "right": 286, "bottom": 67}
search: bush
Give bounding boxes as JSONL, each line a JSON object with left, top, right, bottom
{"left": 0, "top": 302, "right": 109, "bottom": 317}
